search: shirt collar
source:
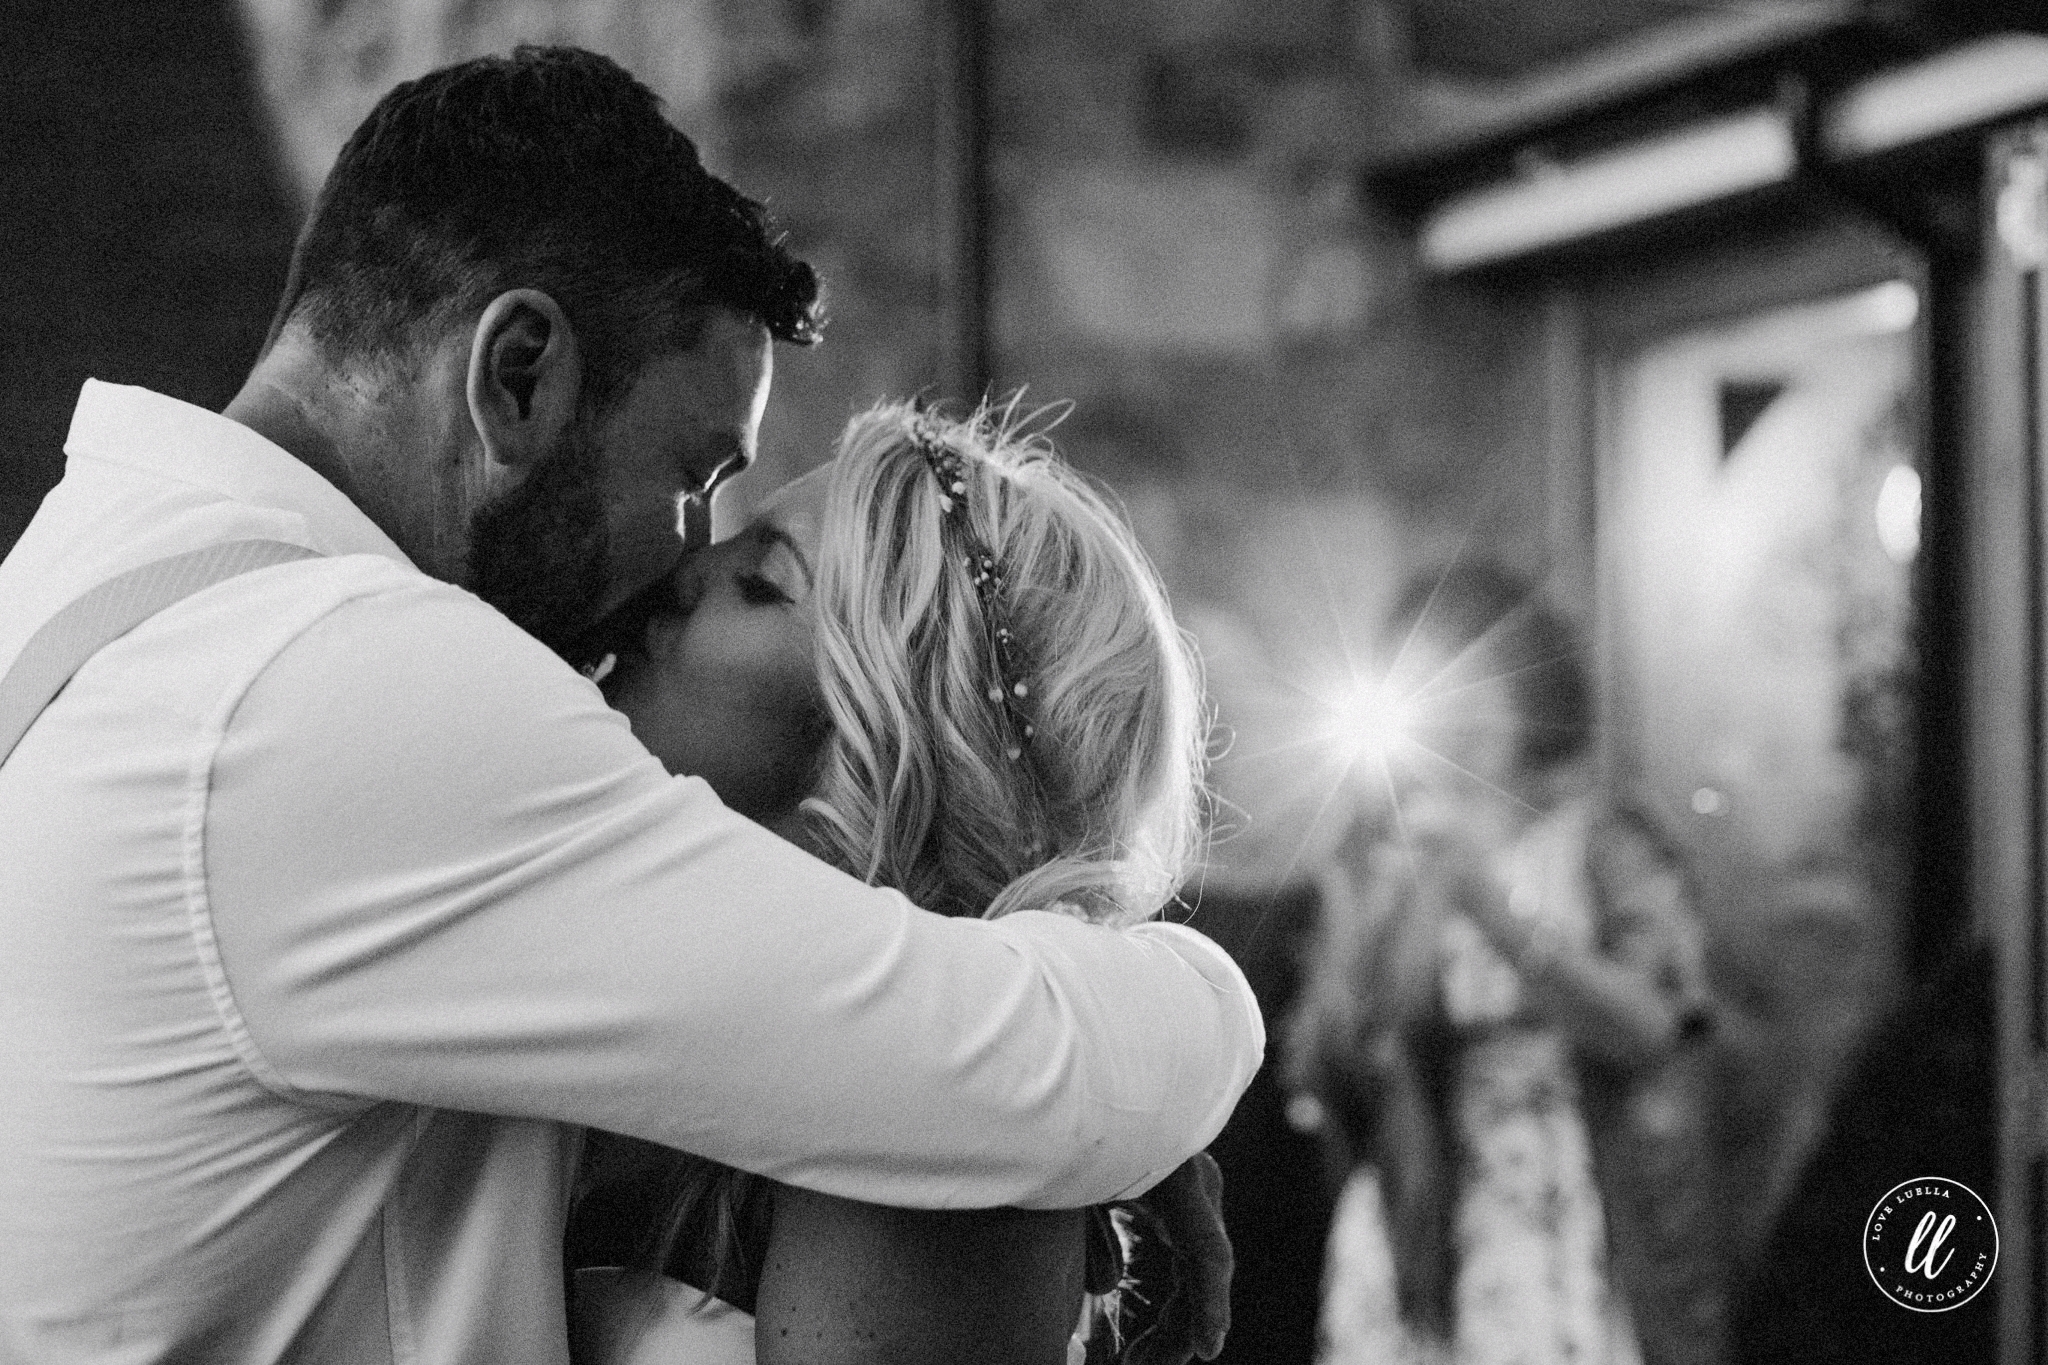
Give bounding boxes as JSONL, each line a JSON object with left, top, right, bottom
{"left": 64, "top": 379, "right": 416, "bottom": 567}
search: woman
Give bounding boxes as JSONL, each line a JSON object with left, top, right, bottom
{"left": 566, "top": 398, "right": 1208, "bottom": 1365}
{"left": 1285, "top": 563, "right": 1720, "bottom": 1365}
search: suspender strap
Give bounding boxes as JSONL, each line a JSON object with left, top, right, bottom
{"left": 0, "top": 539, "right": 321, "bottom": 768}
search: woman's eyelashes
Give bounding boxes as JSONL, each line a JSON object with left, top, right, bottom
{"left": 737, "top": 571, "right": 793, "bottom": 606}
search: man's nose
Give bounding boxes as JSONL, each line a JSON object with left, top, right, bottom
{"left": 684, "top": 450, "right": 750, "bottom": 505}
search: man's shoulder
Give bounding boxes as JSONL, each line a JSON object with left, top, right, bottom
{"left": 82, "top": 551, "right": 561, "bottom": 740}
{"left": 139, "top": 550, "right": 478, "bottom": 661}
{"left": 202, "top": 553, "right": 563, "bottom": 700}
{"left": 221, "top": 555, "right": 615, "bottom": 753}
{"left": 233, "top": 550, "right": 476, "bottom": 621}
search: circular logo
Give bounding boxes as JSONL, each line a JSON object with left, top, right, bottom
{"left": 1864, "top": 1177, "right": 1998, "bottom": 1311}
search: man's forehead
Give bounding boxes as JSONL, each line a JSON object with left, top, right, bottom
{"left": 642, "top": 318, "right": 771, "bottom": 435}
{"left": 614, "top": 341, "right": 767, "bottom": 442}
{"left": 673, "top": 308, "right": 772, "bottom": 378}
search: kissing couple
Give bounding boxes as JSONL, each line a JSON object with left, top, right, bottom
{"left": 0, "top": 45, "right": 1260, "bottom": 1365}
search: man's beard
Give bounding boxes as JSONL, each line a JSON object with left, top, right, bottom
{"left": 466, "top": 419, "right": 610, "bottom": 663}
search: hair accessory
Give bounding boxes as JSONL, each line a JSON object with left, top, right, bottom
{"left": 913, "top": 426, "right": 1036, "bottom": 762}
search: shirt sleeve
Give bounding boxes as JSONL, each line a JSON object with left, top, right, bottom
{"left": 201, "top": 580, "right": 1263, "bottom": 1209}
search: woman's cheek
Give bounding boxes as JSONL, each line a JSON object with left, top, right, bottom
{"left": 618, "top": 688, "right": 696, "bottom": 776}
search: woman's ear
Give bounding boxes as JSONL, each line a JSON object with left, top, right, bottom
{"left": 467, "top": 289, "right": 583, "bottom": 469}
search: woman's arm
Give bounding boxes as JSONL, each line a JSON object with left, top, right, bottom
{"left": 1470, "top": 894, "right": 1684, "bottom": 1069}
{"left": 1437, "top": 811, "right": 1704, "bottom": 1072}
{"left": 754, "top": 1185, "right": 1087, "bottom": 1365}
{"left": 1282, "top": 815, "right": 1448, "bottom": 1166}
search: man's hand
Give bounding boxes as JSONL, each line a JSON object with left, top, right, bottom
{"left": 1112, "top": 1152, "right": 1231, "bottom": 1365}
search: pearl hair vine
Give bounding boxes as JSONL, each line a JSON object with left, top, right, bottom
{"left": 910, "top": 422, "right": 1037, "bottom": 764}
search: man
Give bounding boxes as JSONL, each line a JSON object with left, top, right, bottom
{"left": 0, "top": 47, "right": 1260, "bottom": 1363}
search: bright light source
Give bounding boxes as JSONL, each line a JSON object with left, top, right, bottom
{"left": 1332, "top": 678, "right": 1418, "bottom": 769}
{"left": 1875, "top": 463, "right": 1921, "bottom": 564}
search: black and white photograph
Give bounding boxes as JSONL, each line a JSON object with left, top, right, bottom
{"left": 3, "top": 3, "right": 2046, "bottom": 1363}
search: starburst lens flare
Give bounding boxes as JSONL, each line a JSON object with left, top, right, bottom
{"left": 1328, "top": 677, "right": 1418, "bottom": 770}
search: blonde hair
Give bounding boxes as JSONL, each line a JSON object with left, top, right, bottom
{"left": 609, "top": 399, "right": 1210, "bottom": 1310}
{"left": 798, "top": 397, "right": 1207, "bottom": 926}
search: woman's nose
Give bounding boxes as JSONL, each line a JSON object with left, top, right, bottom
{"left": 670, "top": 531, "right": 747, "bottom": 610}
{"left": 668, "top": 559, "right": 708, "bottom": 617}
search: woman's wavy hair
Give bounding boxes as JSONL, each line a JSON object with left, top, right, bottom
{"left": 798, "top": 397, "right": 1208, "bottom": 926}
{"left": 611, "top": 399, "right": 1211, "bottom": 1321}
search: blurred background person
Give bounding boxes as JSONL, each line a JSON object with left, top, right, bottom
{"left": 1285, "top": 562, "right": 1721, "bottom": 1365}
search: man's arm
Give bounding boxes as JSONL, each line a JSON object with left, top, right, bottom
{"left": 203, "top": 580, "right": 1263, "bottom": 1209}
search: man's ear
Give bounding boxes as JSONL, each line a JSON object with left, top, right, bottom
{"left": 466, "top": 290, "right": 583, "bottom": 469}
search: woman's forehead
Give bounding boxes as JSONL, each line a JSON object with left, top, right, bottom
{"left": 751, "top": 462, "right": 832, "bottom": 550}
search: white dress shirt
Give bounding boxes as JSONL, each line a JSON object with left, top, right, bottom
{"left": 0, "top": 381, "right": 1263, "bottom": 1364}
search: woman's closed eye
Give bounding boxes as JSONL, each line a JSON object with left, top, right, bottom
{"left": 738, "top": 571, "right": 794, "bottom": 606}
{"left": 738, "top": 525, "right": 813, "bottom": 608}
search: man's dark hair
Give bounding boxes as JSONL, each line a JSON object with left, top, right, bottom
{"left": 269, "top": 46, "right": 820, "bottom": 412}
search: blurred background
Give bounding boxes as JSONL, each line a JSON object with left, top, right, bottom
{"left": 5, "top": 2, "right": 2047, "bottom": 1362}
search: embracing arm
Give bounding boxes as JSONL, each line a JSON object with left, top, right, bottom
{"left": 202, "top": 583, "right": 1263, "bottom": 1208}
